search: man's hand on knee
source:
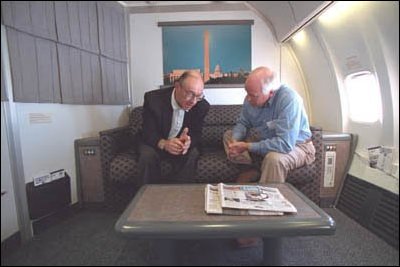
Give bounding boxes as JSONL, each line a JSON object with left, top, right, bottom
{"left": 228, "top": 141, "right": 250, "bottom": 157}
{"left": 164, "top": 138, "right": 185, "bottom": 155}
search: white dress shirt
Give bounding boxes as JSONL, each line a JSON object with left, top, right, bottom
{"left": 168, "top": 89, "right": 185, "bottom": 139}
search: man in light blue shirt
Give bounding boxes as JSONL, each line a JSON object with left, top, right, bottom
{"left": 225, "top": 66, "right": 315, "bottom": 183}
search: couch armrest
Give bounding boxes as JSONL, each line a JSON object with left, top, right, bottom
{"left": 99, "top": 126, "right": 137, "bottom": 184}
{"left": 100, "top": 126, "right": 136, "bottom": 155}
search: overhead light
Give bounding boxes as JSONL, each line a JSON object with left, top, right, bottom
{"left": 292, "top": 30, "right": 306, "bottom": 45}
{"left": 281, "top": 1, "right": 334, "bottom": 43}
{"left": 319, "top": 1, "right": 358, "bottom": 24}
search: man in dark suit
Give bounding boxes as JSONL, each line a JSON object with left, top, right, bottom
{"left": 139, "top": 71, "right": 210, "bottom": 185}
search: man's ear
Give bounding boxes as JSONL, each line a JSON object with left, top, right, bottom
{"left": 262, "top": 82, "right": 273, "bottom": 95}
{"left": 262, "top": 76, "right": 278, "bottom": 95}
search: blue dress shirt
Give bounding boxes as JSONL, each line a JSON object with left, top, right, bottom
{"left": 232, "top": 85, "right": 312, "bottom": 155}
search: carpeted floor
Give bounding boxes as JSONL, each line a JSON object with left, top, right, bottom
{"left": 1, "top": 208, "right": 398, "bottom": 266}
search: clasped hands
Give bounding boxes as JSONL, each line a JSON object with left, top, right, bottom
{"left": 164, "top": 127, "right": 191, "bottom": 155}
{"left": 228, "top": 140, "right": 250, "bottom": 157}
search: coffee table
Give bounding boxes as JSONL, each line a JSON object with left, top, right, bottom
{"left": 115, "top": 183, "right": 335, "bottom": 265}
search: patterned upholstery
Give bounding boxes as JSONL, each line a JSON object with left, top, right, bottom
{"left": 100, "top": 105, "right": 323, "bottom": 210}
{"left": 196, "top": 150, "right": 239, "bottom": 183}
{"left": 203, "top": 105, "right": 241, "bottom": 125}
{"left": 286, "top": 127, "right": 323, "bottom": 204}
{"left": 110, "top": 150, "right": 140, "bottom": 182}
{"left": 201, "top": 125, "right": 232, "bottom": 148}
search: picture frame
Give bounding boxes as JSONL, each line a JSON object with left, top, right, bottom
{"left": 160, "top": 20, "right": 253, "bottom": 87}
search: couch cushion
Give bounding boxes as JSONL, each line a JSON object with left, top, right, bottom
{"left": 201, "top": 125, "right": 233, "bottom": 148}
{"left": 196, "top": 150, "right": 240, "bottom": 183}
{"left": 203, "top": 105, "right": 242, "bottom": 126}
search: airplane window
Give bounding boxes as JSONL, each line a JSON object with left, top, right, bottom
{"left": 344, "top": 71, "right": 382, "bottom": 123}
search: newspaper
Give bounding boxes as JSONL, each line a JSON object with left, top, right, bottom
{"left": 205, "top": 183, "right": 297, "bottom": 215}
{"left": 205, "top": 184, "right": 283, "bottom": 215}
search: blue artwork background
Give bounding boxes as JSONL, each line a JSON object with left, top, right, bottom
{"left": 162, "top": 25, "right": 251, "bottom": 75}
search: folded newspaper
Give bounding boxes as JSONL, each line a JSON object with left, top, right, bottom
{"left": 205, "top": 183, "right": 297, "bottom": 216}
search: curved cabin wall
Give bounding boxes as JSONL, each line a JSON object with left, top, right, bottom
{"left": 287, "top": 2, "right": 399, "bottom": 192}
{"left": 280, "top": 45, "right": 312, "bottom": 119}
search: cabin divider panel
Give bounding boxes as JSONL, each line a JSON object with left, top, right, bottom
{"left": 54, "top": 1, "right": 99, "bottom": 54}
{"left": 58, "top": 44, "right": 102, "bottom": 104}
{"left": 97, "top": 1, "right": 127, "bottom": 62}
{"left": 1, "top": 1, "right": 128, "bottom": 105}
{"left": 2, "top": 1, "right": 57, "bottom": 41}
{"left": 6, "top": 28, "right": 61, "bottom": 103}
{"left": 101, "top": 57, "right": 129, "bottom": 105}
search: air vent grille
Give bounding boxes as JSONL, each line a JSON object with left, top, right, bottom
{"left": 337, "top": 175, "right": 399, "bottom": 249}
{"left": 337, "top": 177, "right": 368, "bottom": 220}
{"left": 369, "top": 192, "right": 399, "bottom": 248}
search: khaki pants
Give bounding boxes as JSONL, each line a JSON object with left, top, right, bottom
{"left": 223, "top": 130, "right": 316, "bottom": 183}
{"left": 259, "top": 142, "right": 315, "bottom": 183}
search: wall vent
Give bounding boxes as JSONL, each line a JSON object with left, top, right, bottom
{"left": 336, "top": 175, "right": 367, "bottom": 220}
{"left": 337, "top": 175, "right": 399, "bottom": 248}
{"left": 369, "top": 192, "right": 399, "bottom": 248}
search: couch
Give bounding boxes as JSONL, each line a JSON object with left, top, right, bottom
{"left": 100, "top": 105, "right": 323, "bottom": 210}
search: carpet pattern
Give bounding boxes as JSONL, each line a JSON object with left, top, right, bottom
{"left": 1, "top": 208, "right": 398, "bottom": 266}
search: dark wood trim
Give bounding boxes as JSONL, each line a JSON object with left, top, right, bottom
{"left": 160, "top": 84, "right": 245, "bottom": 89}
{"left": 127, "top": 3, "right": 248, "bottom": 14}
{"left": 204, "top": 84, "right": 245, "bottom": 89}
{"left": 158, "top": 20, "right": 254, "bottom": 27}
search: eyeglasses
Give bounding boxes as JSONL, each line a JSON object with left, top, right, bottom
{"left": 183, "top": 90, "right": 205, "bottom": 102}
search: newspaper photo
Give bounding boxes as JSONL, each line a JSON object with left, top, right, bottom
{"left": 205, "top": 184, "right": 283, "bottom": 215}
{"left": 218, "top": 183, "right": 297, "bottom": 213}
{"left": 204, "top": 183, "right": 297, "bottom": 215}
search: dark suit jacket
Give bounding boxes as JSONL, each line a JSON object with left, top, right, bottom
{"left": 141, "top": 87, "right": 210, "bottom": 150}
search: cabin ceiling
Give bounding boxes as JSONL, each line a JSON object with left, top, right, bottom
{"left": 119, "top": 1, "right": 333, "bottom": 42}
